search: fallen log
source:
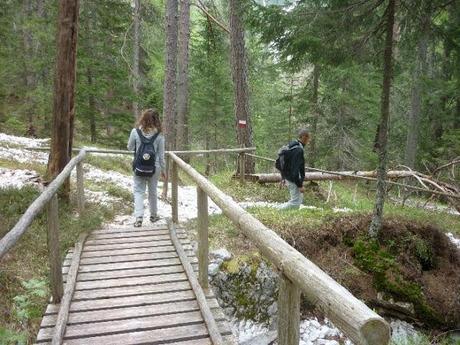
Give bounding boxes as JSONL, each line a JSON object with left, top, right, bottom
{"left": 249, "top": 170, "right": 415, "bottom": 183}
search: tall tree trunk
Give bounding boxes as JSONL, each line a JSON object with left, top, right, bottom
{"left": 229, "top": 0, "right": 254, "bottom": 173}
{"left": 163, "top": 0, "right": 179, "bottom": 151}
{"left": 404, "top": 19, "right": 428, "bottom": 169}
{"left": 369, "top": 0, "right": 396, "bottom": 237}
{"left": 176, "top": 0, "right": 191, "bottom": 151}
{"left": 47, "top": 0, "right": 80, "bottom": 200}
{"left": 22, "top": 0, "right": 35, "bottom": 135}
{"left": 309, "top": 64, "right": 320, "bottom": 168}
{"left": 87, "top": 67, "right": 97, "bottom": 143}
{"left": 133, "top": 0, "right": 141, "bottom": 120}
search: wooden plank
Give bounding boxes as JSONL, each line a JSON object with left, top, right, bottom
{"left": 82, "top": 240, "right": 179, "bottom": 252}
{"left": 70, "top": 252, "right": 180, "bottom": 266}
{"left": 37, "top": 310, "right": 205, "bottom": 342}
{"left": 45, "top": 290, "right": 196, "bottom": 314}
{"left": 80, "top": 245, "right": 177, "bottom": 258}
{"left": 85, "top": 234, "right": 177, "bottom": 245}
{"left": 88, "top": 230, "right": 173, "bottom": 240}
{"left": 72, "top": 280, "right": 191, "bottom": 300}
{"left": 75, "top": 272, "right": 188, "bottom": 290}
{"left": 75, "top": 257, "right": 200, "bottom": 273}
{"left": 37, "top": 322, "right": 210, "bottom": 345}
{"left": 62, "top": 262, "right": 199, "bottom": 279}
{"left": 64, "top": 251, "right": 195, "bottom": 266}
{"left": 170, "top": 222, "right": 224, "bottom": 345}
{"left": 65, "top": 265, "right": 185, "bottom": 282}
{"left": 51, "top": 233, "right": 87, "bottom": 345}
{"left": 90, "top": 225, "right": 177, "bottom": 235}
{"left": 41, "top": 300, "right": 201, "bottom": 327}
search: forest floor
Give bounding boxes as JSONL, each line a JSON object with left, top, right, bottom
{"left": 0, "top": 133, "right": 459, "bottom": 344}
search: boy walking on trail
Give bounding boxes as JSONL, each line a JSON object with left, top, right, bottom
{"left": 278, "top": 129, "right": 310, "bottom": 210}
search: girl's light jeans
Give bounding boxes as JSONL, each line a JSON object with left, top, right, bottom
{"left": 133, "top": 169, "right": 160, "bottom": 218}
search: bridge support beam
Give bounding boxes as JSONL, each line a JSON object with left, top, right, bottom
{"left": 47, "top": 194, "right": 63, "bottom": 303}
{"left": 172, "top": 161, "right": 178, "bottom": 223}
{"left": 76, "top": 161, "right": 85, "bottom": 214}
{"left": 197, "top": 186, "right": 208, "bottom": 288}
{"left": 278, "top": 274, "right": 300, "bottom": 345}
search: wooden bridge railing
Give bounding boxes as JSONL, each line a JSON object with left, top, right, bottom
{"left": 0, "top": 149, "right": 87, "bottom": 303}
{"left": 168, "top": 151, "right": 390, "bottom": 345}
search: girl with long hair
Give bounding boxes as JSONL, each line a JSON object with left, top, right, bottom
{"left": 127, "top": 108, "right": 166, "bottom": 227}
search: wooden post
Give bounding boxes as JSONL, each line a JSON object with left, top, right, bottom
{"left": 197, "top": 186, "right": 209, "bottom": 288}
{"left": 278, "top": 274, "right": 300, "bottom": 345}
{"left": 47, "top": 194, "right": 63, "bottom": 303}
{"left": 239, "top": 152, "right": 245, "bottom": 183}
{"left": 162, "top": 154, "right": 170, "bottom": 199}
{"left": 76, "top": 161, "right": 85, "bottom": 214}
{"left": 172, "top": 160, "right": 178, "bottom": 223}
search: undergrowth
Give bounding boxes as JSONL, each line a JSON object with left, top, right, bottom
{"left": 0, "top": 186, "right": 119, "bottom": 344}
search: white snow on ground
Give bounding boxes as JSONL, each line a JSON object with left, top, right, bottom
{"left": 0, "top": 133, "right": 49, "bottom": 148}
{"left": 231, "top": 317, "right": 423, "bottom": 345}
{"left": 0, "top": 167, "right": 40, "bottom": 189}
{"left": 447, "top": 232, "right": 460, "bottom": 249}
{"left": 0, "top": 146, "right": 48, "bottom": 164}
{"left": 85, "top": 190, "right": 123, "bottom": 207}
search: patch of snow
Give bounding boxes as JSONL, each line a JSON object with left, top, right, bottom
{"left": 239, "top": 201, "right": 280, "bottom": 208}
{"left": 230, "top": 318, "right": 271, "bottom": 344}
{"left": 332, "top": 207, "right": 353, "bottom": 213}
{"left": 447, "top": 232, "right": 460, "bottom": 250}
{"left": 390, "top": 319, "right": 421, "bottom": 345}
{"left": 0, "top": 168, "right": 40, "bottom": 189}
{"left": 0, "top": 146, "right": 48, "bottom": 164}
{"left": 300, "top": 205, "right": 323, "bottom": 210}
{"left": 0, "top": 133, "right": 49, "bottom": 148}
{"left": 82, "top": 164, "right": 134, "bottom": 190}
{"left": 85, "top": 190, "right": 122, "bottom": 207}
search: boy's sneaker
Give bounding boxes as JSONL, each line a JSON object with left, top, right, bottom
{"left": 134, "top": 218, "right": 143, "bottom": 227}
{"left": 150, "top": 215, "right": 160, "bottom": 223}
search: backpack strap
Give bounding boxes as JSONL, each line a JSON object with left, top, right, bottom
{"left": 136, "top": 129, "right": 160, "bottom": 145}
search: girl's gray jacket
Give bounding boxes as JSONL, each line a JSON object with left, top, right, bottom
{"left": 127, "top": 128, "right": 166, "bottom": 173}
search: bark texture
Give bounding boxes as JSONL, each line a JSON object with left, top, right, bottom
{"left": 176, "top": 0, "right": 191, "bottom": 151}
{"left": 228, "top": 0, "right": 254, "bottom": 173}
{"left": 369, "top": 0, "right": 396, "bottom": 237}
{"left": 309, "top": 65, "right": 320, "bottom": 168}
{"left": 47, "top": 0, "right": 80, "bottom": 199}
{"left": 133, "top": 0, "right": 141, "bottom": 120}
{"left": 404, "top": 20, "right": 428, "bottom": 169}
{"left": 163, "top": 0, "right": 179, "bottom": 150}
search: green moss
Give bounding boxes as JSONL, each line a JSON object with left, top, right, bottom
{"left": 352, "top": 237, "right": 443, "bottom": 327}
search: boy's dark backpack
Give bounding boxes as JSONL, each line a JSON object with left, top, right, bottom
{"left": 133, "top": 129, "right": 160, "bottom": 177}
{"left": 275, "top": 142, "right": 301, "bottom": 177}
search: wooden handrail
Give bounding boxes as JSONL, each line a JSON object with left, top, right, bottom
{"left": 168, "top": 152, "right": 390, "bottom": 345}
{"left": 0, "top": 149, "right": 87, "bottom": 259}
{"left": 27, "top": 146, "right": 256, "bottom": 155}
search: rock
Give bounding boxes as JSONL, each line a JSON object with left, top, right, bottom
{"left": 239, "top": 330, "right": 277, "bottom": 345}
{"left": 208, "top": 263, "right": 220, "bottom": 276}
{"left": 210, "top": 248, "right": 232, "bottom": 261}
{"left": 267, "top": 302, "right": 278, "bottom": 316}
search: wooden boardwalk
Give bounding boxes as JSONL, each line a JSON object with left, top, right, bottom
{"left": 35, "top": 223, "right": 236, "bottom": 345}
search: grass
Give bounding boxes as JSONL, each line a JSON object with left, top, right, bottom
{"left": 84, "top": 154, "right": 133, "bottom": 175}
{"left": 0, "top": 158, "right": 46, "bottom": 176}
{"left": 0, "top": 186, "right": 123, "bottom": 344}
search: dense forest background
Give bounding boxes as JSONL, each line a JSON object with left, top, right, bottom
{"left": 0, "top": 0, "right": 459, "bottom": 172}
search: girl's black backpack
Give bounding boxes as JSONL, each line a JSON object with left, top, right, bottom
{"left": 133, "top": 129, "right": 160, "bottom": 177}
